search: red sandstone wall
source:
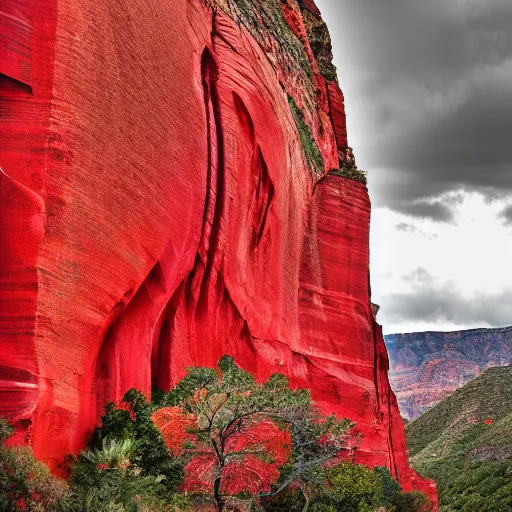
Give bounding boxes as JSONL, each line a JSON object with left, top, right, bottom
{"left": 0, "top": 0, "right": 436, "bottom": 505}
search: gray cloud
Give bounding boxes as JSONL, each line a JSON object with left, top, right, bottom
{"left": 316, "top": 0, "right": 512, "bottom": 332}
{"left": 381, "top": 274, "right": 512, "bottom": 328}
{"left": 500, "top": 205, "right": 512, "bottom": 225}
{"left": 395, "top": 223, "right": 438, "bottom": 240}
{"left": 402, "top": 267, "right": 432, "bottom": 284}
{"left": 397, "top": 201, "right": 454, "bottom": 223}
{"left": 316, "top": 0, "right": 512, "bottom": 219}
{"left": 395, "top": 223, "right": 417, "bottom": 234}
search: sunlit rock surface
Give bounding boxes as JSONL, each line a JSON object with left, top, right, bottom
{"left": 0, "top": 0, "right": 436, "bottom": 505}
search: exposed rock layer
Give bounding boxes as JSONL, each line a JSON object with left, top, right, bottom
{"left": 386, "top": 327, "right": 512, "bottom": 420}
{"left": 0, "top": 0, "right": 436, "bottom": 505}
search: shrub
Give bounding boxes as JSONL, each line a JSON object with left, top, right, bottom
{"left": 61, "top": 432, "right": 190, "bottom": 512}
{"left": 310, "top": 504, "right": 335, "bottom": 512}
{"left": 263, "top": 488, "right": 305, "bottom": 511}
{"left": 61, "top": 461, "right": 173, "bottom": 512}
{"left": 0, "top": 418, "right": 68, "bottom": 512}
{"left": 394, "top": 490, "right": 432, "bottom": 512}
{"left": 82, "top": 438, "right": 138, "bottom": 469}
{"left": 373, "top": 466, "right": 402, "bottom": 507}
{"left": 321, "top": 462, "right": 383, "bottom": 512}
{"left": 0, "top": 417, "right": 15, "bottom": 443}
{"left": 92, "top": 390, "right": 184, "bottom": 493}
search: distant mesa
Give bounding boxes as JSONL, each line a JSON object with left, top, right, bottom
{"left": 385, "top": 326, "right": 512, "bottom": 420}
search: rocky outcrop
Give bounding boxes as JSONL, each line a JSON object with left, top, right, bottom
{"left": 386, "top": 327, "right": 512, "bottom": 420}
{"left": 0, "top": 0, "right": 436, "bottom": 505}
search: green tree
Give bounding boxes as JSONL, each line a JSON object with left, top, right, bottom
{"left": 394, "top": 490, "right": 432, "bottom": 512}
{"left": 374, "top": 466, "right": 402, "bottom": 507}
{"left": 268, "top": 408, "right": 353, "bottom": 511}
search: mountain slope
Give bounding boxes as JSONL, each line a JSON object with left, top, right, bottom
{"left": 385, "top": 326, "right": 512, "bottom": 420}
{"left": 406, "top": 366, "right": 512, "bottom": 511}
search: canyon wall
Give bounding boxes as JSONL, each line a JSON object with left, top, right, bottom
{"left": 0, "top": 0, "right": 436, "bottom": 505}
{"left": 386, "top": 327, "right": 512, "bottom": 420}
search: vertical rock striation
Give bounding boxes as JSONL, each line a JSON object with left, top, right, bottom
{"left": 0, "top": 0, "right": 436, "bottom": 505}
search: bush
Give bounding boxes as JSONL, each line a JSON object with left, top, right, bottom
{"left": 263, "top": 489, "right": 305, "bottom": 511}
{"left": 92, "top": 390, "right": 184, "bottom": 493}
{"left": 61, "top": 461, "right": 173, "bottom": 512}
{"left": 62, "top": 432, "right": 191, "bottom": 512}
{"left": 82, "top": 438, "right": 138, "bottom": 469}
{"left": 0, "top": 417, "right": 188, "bottom": 512}
{"left": 320, "top": 463, "right": 383, "bottom": 512}
{"left": 310, "top": 504, "right": 335, "bottom": 512}
{"left": 394, "top": 490, "right": 432, "bottom": 512}
{"left": 374, "top": 466, "right": 402, "bottom": 507}
{"left": 0, "top": 417, "right": 15, "bottom": 443}
{"left": 0, "top": 418, "right": 68, "bottom": 512}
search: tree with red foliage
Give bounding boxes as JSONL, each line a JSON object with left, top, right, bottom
{"left": 156, "top": 356, "right": 352, "bottom": 512}
{"left": 151, "top": 407, "right": 197, "bottom": 457}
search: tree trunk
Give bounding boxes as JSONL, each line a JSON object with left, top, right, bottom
{"left": 300, "top": 482, "right": 311, "bottom": 512}
{"left": 214, "top": 474, "right": 223, "bottom": 512}
{"left": 212, "top": 437, "right": 224, "bottom": 511}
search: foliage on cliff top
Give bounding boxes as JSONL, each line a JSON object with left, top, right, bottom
{"left": 301, "top": 8, "right": 338, "bottom": 81}
{"left": 328, "top": 146, "right": 367, "bottom": 184}
{"left": 329, "top": 167, "right": 368, "bottom": 184}
{"left": 406, "top": 365, "right": 512, "bottom": 511}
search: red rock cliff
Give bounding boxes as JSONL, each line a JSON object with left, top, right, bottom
{"left": 0, "top": 0, "right": 436, "bottom": 505}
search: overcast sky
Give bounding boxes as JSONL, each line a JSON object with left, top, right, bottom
{"left": 315, "top": 0, "right": 512, "bottom": 334}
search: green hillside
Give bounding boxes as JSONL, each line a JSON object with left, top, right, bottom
{"left": 405, "top": 366, "right": 512, "bottom": 511}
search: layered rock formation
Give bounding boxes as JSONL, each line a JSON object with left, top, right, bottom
{"left": 0, "top": 0, "right": 436, "bottom": 505}
{"left": 386, "top": 327, "right": 512, "bottom": 420}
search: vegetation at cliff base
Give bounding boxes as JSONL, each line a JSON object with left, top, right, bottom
{"left": 0, "top": 419, "right": 68, "bottom": 512}
{"left": 1, "top": 357, "right": 430, "bottom": 512}
{"left": 406, "top": 365, "right": 512, "bottom": 511}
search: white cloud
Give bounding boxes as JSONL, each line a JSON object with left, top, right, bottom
{"left": 370, "top": 191, "right": 512, "bottom": 333}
